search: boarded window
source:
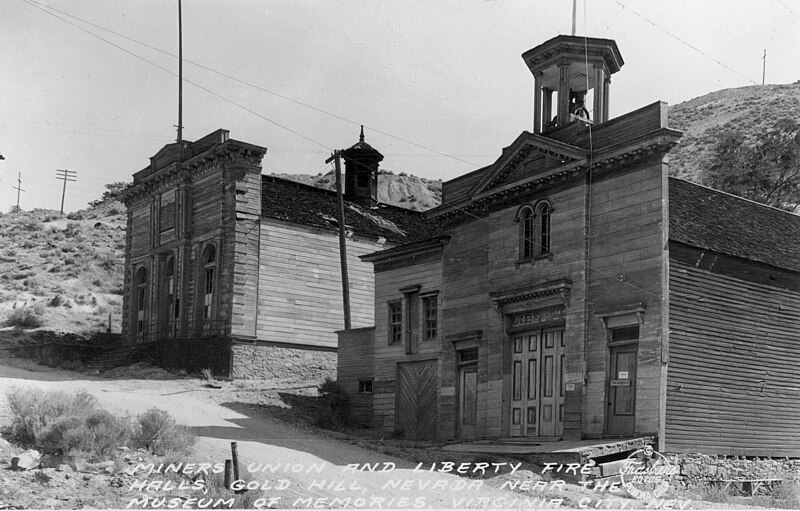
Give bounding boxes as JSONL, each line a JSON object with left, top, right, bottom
{"left": 202, "top": 245, "right": 216, "bottom": 322}
{"left": 160, "top": 191, "right": 176, "bottom": 232}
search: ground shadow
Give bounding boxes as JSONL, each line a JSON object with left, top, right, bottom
{"left": 189, "top": 397, "right": 421, "bottom": 469}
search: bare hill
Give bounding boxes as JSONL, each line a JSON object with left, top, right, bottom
{"left": 667, "top": 81, "right": 800, "bottom": 180}
{"left": 272, "top": 170, "right": 443, "bottom": 211}
{"left": 0, "top": 205, "right": 125, "bottom": 335}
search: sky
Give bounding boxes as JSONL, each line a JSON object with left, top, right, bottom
{"left": 1, "top": 0, "right": 799, "bottom": 212}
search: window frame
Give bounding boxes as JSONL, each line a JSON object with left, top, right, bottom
{"left": 388, "top": 300, "right": 403, "bottom": 345}
{"left": 134, "top": 267, "right": 148, "bottom": 336}
{"left": 358, "top": 379, "right": 374, "bottom": 393}
{"left": 516, "top": 199, "right": 553, "bottom": 262}
{"left": 421, "top": 293, "right": 438, "bottom": 341}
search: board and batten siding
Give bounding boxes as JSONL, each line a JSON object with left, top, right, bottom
{"left": 257, "top": 218, "right": 380, "bottom": 348}
{"left": 666, "top": 260, "right": 800, "bottom": 456}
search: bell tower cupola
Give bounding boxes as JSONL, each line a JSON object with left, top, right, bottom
{"left": 342, "top": 126, "right": 384, "bottom": 207}
{"left": 523, "top": 35, "right": 623, "bottom": 133}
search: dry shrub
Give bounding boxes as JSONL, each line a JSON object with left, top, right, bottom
{"left": 5, "top": 305, "right": 44, "bottom": 328}
{"left": 3, "top": 388, "right": 194, "bottom": 462}
{"left": 134, "top": 408, "right": 196, "bottom": 458}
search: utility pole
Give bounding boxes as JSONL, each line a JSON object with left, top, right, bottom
{"left": 177, "top": 0, "right": 184, "bottom": 160}
{"left": 12, "top": 172, "right": 24, "bottom": 212}
{"left": 55, "top": 169, "right": 77, "bottom": 215}
{"left": 325, "top": 150, "right": 351, "bottom": 330}
{"left": 572, "top": 0, "right": 577, "bottom": 35}
{"left": 762, "top": 49, "right": 766, "bottom": 86}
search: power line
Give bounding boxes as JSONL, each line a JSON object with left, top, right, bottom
{"left": 20, "top": 0, "right": 481, "bottom": 169}
{"left": 613, "top": 0, "right": 759, "bottom": 86}
{"left": 56, "top": 168, "right": 77, "bottom": 215}
{"left": 12, "top": 172, "right": 25, "bottom": 212}
{"left": 19, "top": 0, "right": 668, "bottom": 302}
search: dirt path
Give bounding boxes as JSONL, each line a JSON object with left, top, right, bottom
{"left": 0, "top": 361, "right": 536, "bottom": 509}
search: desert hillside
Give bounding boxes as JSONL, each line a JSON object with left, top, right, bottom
{"left": 0, "top": 202, "right": 125, "bottom": 335}
{"left": 667, "top": 81, "right": 800, "bottom": 181}
{"left": 273, "top": 170, "right": 442, "bottom": 211}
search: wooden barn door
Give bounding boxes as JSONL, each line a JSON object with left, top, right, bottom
{"left": 396, "top": 360, "right": 438, "bottom": 440}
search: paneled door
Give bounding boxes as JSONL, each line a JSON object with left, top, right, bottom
{"left": 510, "top": 328, "right": 564, "bottom": 437}
{"left": 606, "top": 345, "right": 637, "bottom": 436}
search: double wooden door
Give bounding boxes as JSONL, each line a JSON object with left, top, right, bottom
{"left": 509, "top": 328, "right": 564, "bottom": 437}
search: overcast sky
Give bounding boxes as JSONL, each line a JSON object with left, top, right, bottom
{"left": 1, "top": 0, "right": 799, "bottom": 212}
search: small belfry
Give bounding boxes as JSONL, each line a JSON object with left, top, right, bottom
{"left": 522, "top": 35, "right": 624, "bottom": 133}
{"left": 342, "top": 126, "right": 384, "bottom": 207}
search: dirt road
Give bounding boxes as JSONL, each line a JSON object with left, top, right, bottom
{"left": 0, "top": 361, "right": 538, "bottom": 509}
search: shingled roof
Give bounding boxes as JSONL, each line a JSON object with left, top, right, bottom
{"left": 669, "top": 177, "right": 800, "bottom": 272}
{"left": 261, "top": 175, "right": 441, "bottom": 244}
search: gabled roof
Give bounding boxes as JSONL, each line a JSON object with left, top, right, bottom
{"left": 261, "top": 176, "right": 440, "bottom": 244}
{"left": 469, "top": 131, "right": 588, "bottom": 198}
{"left": 669, "top": 178, "right": 800, "bottom": 272}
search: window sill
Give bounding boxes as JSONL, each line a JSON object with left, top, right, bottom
{"left": 515, "top": 253, "right": 553, "bottom": 267}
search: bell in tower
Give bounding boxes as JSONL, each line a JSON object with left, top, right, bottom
{"left": 522, "top": 35, "right": 624, "bottom": 133}
{"left": 342, "top": 126, "right": 384, "bottom": 207}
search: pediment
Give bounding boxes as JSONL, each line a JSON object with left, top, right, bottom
{"left": 470, "top": 132, "right": 587, "bottom": 198}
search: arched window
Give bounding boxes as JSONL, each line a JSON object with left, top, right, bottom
{"left": 135, "top": 267, "right": 148, "bottom": 335}
{"left": 517, "top": 200, "right": 552, "bottom": 261}
{"left": 536, "top": 201, "right": 551, "bottom": 256}
{"left": 201, "top": 245, "right": 216, "bottom": 322}
{"left": 163, "top": 256, "right": 179, "bottom": 336}
{"left": 521, "top": 207, "right": 535, "bottom": 260}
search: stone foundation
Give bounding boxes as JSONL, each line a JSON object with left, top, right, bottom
{"left": 665, "top": 453, "right": 800, "bottom": 488}
{"left": 231, "top": 343, "right": 336, "bottom": 381}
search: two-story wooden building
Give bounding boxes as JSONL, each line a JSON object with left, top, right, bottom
{"left": 338, "top": 35, "right": 800, "bottom": 456}
{"left": 120, "top": 129, "right": 439, "bottom": 379}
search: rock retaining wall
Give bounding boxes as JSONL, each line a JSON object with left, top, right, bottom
{"left": 665, "top": 453, "right": 800, "bottom": 488}
{"left": 231, "top": 343, "right": 336, "bottom": 380}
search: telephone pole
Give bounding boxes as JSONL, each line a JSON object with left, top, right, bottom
{"left": 56, "top": 169, "right": 77, "bottom": 215}
{"left": 12, "top": 172, "right": 24, "bottom": 212}
{"left": 762, "top": 49, "right": 766, "bottom": 86}
{"left": 325, "top": 150, "right": 351, "bottom": 330}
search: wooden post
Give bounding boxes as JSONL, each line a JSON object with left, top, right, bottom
{"left": 231, "top": 442, "right": 240, "bottom": 486}
{"left": 224, "top": 459, "right": 233, "bottom": 490}
{"left": 325, "top": 151, "right": 351, "bottom": 330}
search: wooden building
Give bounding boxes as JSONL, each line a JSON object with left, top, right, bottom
{"left": 338, "top": 35, "right": 800, "bottom": 456}
{"left": 120, "top": 128, "right": 438, "bottom": 379}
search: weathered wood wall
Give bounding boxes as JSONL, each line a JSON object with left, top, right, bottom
{"left": 371, "top": 258, "right": 442, "bottom": 433}
{"left": 666, "top": 257, "right": 800, "bottom": 456}
{"left": 586, "top": 161, "right": 668, "bottom": 440}
{"left": 480, "top": 183, "right": 588, "bottom": 440}
{"left": 257, "top": 219, "right": 381, "bottom": 348}
{"left": 337, "top": 327, "right": 375, "bottom": 427}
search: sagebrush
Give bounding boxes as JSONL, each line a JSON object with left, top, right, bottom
{"left": 2, "top": 387, "right": 195, "bottom": 461}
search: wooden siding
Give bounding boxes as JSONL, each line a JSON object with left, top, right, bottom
{"left": 257, "top": 219, "right": 379, "bottom": 348}
{"left": 130, "top": 202, "right": 151, "bottom": 257}
{"left": 228, "top": 169, "right": 262, "bottom": 339}
{"left": 337, "top": 327, "right": 375, "bottom": 426}
{"left": 483, "top": 184, "right": 588, "bottom": 440}
{"left": 586, "top": 163, "right": 667, "bottom": 439}
{"left": 666, "top": 260, "right": 800, "bottom": 456}
{"left": 372, "top": 259, "right": 442, "bottom": 433}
